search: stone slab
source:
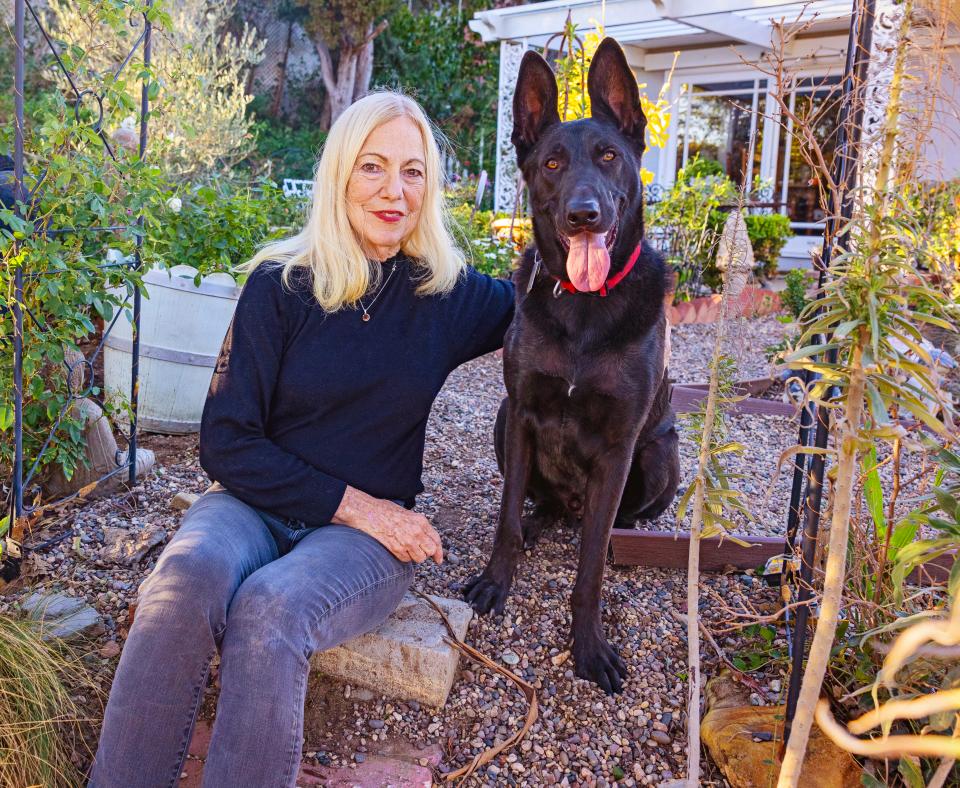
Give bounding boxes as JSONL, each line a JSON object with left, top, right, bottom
{"left": 299, "top": 756, "right": 432, "bottom": 787}
{"left": 310, "top": 593, "right": 472, "bottom": 709}
{"left": 172, "top": 492, "right": 200, "bottom": 511}
{"left": 701, "top": 673, "right": 861, "bottom": 788}
{"left": 19, "top": 591, "right": 101, "bottom": 642}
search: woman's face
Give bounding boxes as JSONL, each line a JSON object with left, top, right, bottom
{"left": 346, "top": 116, "right": 426, "bottom": 262}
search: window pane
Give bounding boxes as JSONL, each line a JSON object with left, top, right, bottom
{"left": 775, "top": 77, "right": 843, "bottom": 234}
{"left": 675, "top": 84, "right": 764, "bottom": 189}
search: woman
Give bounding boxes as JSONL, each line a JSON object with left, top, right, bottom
{"left": 90, "top": 91, "right": 514, "bottom": 787}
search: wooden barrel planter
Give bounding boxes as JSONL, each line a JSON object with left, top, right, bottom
{"left": 104, "top": 265, "right": 240, "bottom": 434}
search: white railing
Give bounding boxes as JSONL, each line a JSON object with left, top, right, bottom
{"left": 282, "top": 179, "right": 313, "bottom": 199}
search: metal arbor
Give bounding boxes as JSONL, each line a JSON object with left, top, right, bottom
{"left": 4, "top": 0, "right": 153, "bottom": 579}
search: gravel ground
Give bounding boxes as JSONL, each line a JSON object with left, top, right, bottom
{"left": 669, "top": 314, "right": 788, "bottom": 385}
{"left": 1, "top": 315, "right": 934, "bottom": 786}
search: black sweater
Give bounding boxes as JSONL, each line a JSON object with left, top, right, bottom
{"left": 199, "top": 254, "right": 514, "bottom": 526}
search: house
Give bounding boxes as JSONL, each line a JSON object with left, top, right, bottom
{"left": 469, "top": 0, "right": 960, "bottom": 269}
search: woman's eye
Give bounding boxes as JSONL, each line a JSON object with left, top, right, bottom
{"left": 602, "top": 150, "right": 617, "bottom": 162}
{"left": 360, "top": 162, "right": 382, "bottom": 174}
{"left": 405, "top": 168, "right": 423, "bottom": 178}
{"left": 545, "top": 159, "right": 559, "bottom": 170}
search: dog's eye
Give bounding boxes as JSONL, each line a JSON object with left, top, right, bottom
{"left": 602, "top": 150, "right": 617, "bottom": 162}
{"left": 545, "top": 159, "right": 559, "bottom": 170}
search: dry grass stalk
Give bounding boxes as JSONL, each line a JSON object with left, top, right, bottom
{"left": 683, "top": 203, "right": 753, "bottom": 786}
{"left": 0, "top": 613, "right": 95, "bottom": 787}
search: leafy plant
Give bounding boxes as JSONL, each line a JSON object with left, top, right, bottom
{"left": 144, "top": 177, "right": 302, "bottom": 279}
{"left": 373, "top": 1, "right": 499, "bottom": 174}
{"left": 744, "top": 213, "right": 793, "bottom": 278}
{"left": 681, "top": 157, "right": 725, "bottom": 181}
{"left": 1, "top": 1, "right": 169, "bottom": 486}
{"left": 248, "top": 115, "right": 327, "bottom": 180}
{"left": 647, "top": 167, "right": 737, "bottom": 299}
{"left": 782, "top": 268, "right": 812, "bottom": 320}
{"left": 447, "top": 202, "right": 520, "bottom": 279}
{"left": 47, "top": 0, "right": 264, "bottom": 179}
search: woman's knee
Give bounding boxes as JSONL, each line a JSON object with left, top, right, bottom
{"left": 223, "top": 545, "right": 413, "bottom": 658}
{"left": 136, "top": 493, "right": 271, "bottom": 621}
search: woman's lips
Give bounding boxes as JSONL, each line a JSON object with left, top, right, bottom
{"left": 373, "top": 211, "right": 404, "bottom": 223}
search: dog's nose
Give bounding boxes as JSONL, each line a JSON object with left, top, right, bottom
{"left": 566, "top": 200, "right": 600, "bottom": 229}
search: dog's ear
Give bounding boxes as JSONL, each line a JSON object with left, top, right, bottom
{"left": 587, "top": 38, "right": 646, "bottom": 150}
{"left": 511, "top": 51, "right": 560, "bottom": 167}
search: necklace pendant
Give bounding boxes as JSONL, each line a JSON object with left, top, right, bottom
{"left": 361, "top": 312, "right": 371, "bottom": 322}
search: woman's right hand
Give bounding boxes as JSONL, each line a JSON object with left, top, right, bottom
{"left": 332, "top": 485, "right": 443, "bottom": 564}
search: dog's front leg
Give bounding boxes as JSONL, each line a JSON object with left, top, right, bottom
{"left": 571, "top": 443, "right": 633, "bottom": 694}
{"left": 464, "top": 400, "right": 531, "bottom": 616}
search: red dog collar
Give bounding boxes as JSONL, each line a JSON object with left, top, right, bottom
{"left": 555, "top": 242, "right": 642, "bottom": 297}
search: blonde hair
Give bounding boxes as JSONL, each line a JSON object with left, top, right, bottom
{"left": 240, "top": 91, "right": 465, "bottom": 311}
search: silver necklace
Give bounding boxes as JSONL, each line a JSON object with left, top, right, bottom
{"left": 358, "top": 262, "right": 397, "bottom": 322}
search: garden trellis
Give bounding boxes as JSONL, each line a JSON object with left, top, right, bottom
{"left": 3, "top": 0, "right": 155, "bottom": 581}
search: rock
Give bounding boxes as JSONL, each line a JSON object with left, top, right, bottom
{"left": 649, "top": 730, "right": 672, "bottom": 746}
{"left": 171, "top": 492, "right": 200, "bottom": 511}
{"left": 19, "top": 591, "right": 101, "bottom": 642}
{"left": 99, "top": 640, "right": 121, "bottom": 658}
{"left": 701, "top": 673, "right": 862, "bottom": 788}
{"left": 501, "top": 649, "right": 520, "bottom": 666}
{"left": 97, "top": 524, "right": 166, "bottom": 567}
{"left": 43, "top": 355, "right": 155, "bottom": 501}
{"left": 310, "top": 593, "right": 472, "bottom": 708}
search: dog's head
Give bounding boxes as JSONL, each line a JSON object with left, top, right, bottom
{"left": 511, "top": 38, "right": 647, "bottom": 293}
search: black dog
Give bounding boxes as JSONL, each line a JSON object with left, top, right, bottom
{"left": 464, "top": 39, "right": 681, "bottom": 694}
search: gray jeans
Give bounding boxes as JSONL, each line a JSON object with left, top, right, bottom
{"left": 88, "top": 484, "right": 414, "bottom": 788}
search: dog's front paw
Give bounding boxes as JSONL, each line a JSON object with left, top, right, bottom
{"left": 463, "top": 573, "right": 511, "bottom": 616}
{"left": 573, "top": 634, "right": 628, "bottom": 694}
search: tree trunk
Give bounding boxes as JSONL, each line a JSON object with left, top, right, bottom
{"left": 777, "top": 338, "right": 866, "bottom": 787}
{"left": 311, "top": 20, "right": 388, "bottom": 128}
{"left": 353, "top": 32, "right": 375, "bottom": 103}
{"left": 271, "top": 21, "right": 294, "bottom": 118}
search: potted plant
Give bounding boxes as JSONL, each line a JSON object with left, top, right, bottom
{"left": 104, "top": 178, "right": 298, "bottom": 433}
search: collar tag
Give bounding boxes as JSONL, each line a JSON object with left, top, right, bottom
{"left": 526, "top": 253, "right": 542, "bottom": 294}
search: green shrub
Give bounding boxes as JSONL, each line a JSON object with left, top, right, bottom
{"left": 647, "top": 173, "right": 737, "bottom": 299}
{"left": 782, "top": 268, "right": 812, "bottom": 319}
{"left": 680, "top": 156, "right": 725, "bottom": 182}
{"left": 1, "top": 2, "right": 168, "bottom": 484}
{"left": 744, "top": 212, "right": 793, "bottom": 278}
{"left": 447, "top": 202, "right": 519, "bottom": 279}
{"left": 248, "top": 116, "right": 326, "bottom": 180}
{"left": 144, "top": 177, "right": 304, "bottom": 280}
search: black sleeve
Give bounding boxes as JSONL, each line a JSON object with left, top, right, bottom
{"left": 199, "top": 266, "right": 347, "bottom": 525}
{"left": 448, "top": 268, "right": 515, "bottom": 368}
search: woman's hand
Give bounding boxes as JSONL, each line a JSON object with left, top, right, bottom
{"left": 332, "top": 486, "right": 443, "bottom": 564}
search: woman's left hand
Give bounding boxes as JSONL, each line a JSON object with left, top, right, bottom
{"left": 332, "top": 485, "right": 443, "bottom": 564}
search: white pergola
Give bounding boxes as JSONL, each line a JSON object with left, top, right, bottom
{"left": 469, "top": 0, "right": 900, "bottom": 259}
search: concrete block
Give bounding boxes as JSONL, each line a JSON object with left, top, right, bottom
{"left": 310, "top": 593, "right": 472, "bottom": 709}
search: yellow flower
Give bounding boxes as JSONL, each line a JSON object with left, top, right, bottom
{"left": 554, "top": 27, "right": 678, "bottom": 157}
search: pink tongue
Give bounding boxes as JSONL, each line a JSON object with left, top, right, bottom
{"left": 565, "top": 232, "right": 610, "bottom": 292}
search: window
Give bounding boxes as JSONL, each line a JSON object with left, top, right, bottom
{"left": 667, "top": 73, "right": 844, "bottom": 240}
{"left": 673, "top": 80, "right": 766, "bottom": 189}
{"left": 773, "top": 76, "right": 843, "bottom": 235}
